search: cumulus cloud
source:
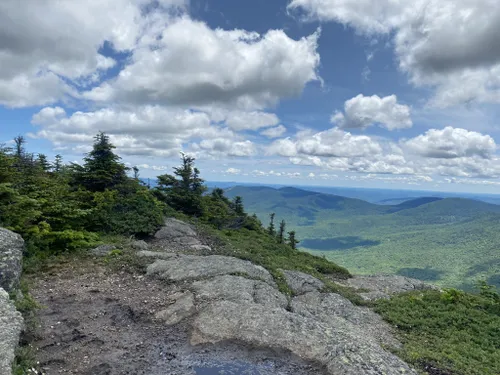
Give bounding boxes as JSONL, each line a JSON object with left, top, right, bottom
{"left": 331, "top": 94, "right": 412, "bottom": 130}
{"left": 224, "top": 112, "right": 279, "bottom": 131}
{"left": 268, "top": 127, "right": 383, "bottom": 158}
{"left": 226, "top": 168, "right": 241, "bottom": 174}
{"left": 0, "top": 0, "right": 187, "bottom": 107}
{"left": 289, "top": 0, "right": 500, "bottom": 106}
{"left": 84, "top": 17, "right": 321, "bottom": 110}
{"left": 260, "top": 125, "right": 287, "bottom": 138}
{"left": 405, "top": 127, "right": 496, "bottom": 159}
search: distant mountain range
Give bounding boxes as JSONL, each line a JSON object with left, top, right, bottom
{"left": 225, "top": 185, "right": 500, "bottom": 291}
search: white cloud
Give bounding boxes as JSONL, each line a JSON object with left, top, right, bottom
{"left": 84, "top": 17, "right": 321, "bottom": 110}
{"left": 331, "top": 94, "right": 412, "bottom": 130}
{"left": 0, "top": 0, "right": 187, "bottom": 107}
{"left": 224, "top": 111, "right": 279, "bottom": 131}
{"left": 405, "top": 126, "right": 496, "bottom": 159}
{"left": 260, "top": 125, "right": 287, "bottom": 138}
{"left": 268, "top": 127, "right": 383, "bottom": 158}
{"left": 289, "top": 0, "right": 500, "bottom": 107}
{"left": 136, "top": 164, "right": 169, "bottom": 171}
{"left": 226, "top": 168, "right": 241, "bottom": 174}
{"left": 196, "top": 139, "right": 257, "bottom": 158}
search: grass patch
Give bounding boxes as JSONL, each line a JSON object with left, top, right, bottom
{"left": 375, "top": 288, "right": 500, "bottom": 375}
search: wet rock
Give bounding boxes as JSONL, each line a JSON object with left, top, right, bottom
{"left": 191, "top": 275, "right": 288, "bottom": 309}
{"left": 131, "top": 240, "right": 149, "bottom": 251}
{"left": 0, "top": 288, "right": 24, "bottom": 375}
{"left": 0, "top": 227, "right": 24, "bottom": 293}
{"left": 91, "top": 244, "right": 116, "bottom": 257}
{"left": 344, "top": 275, "right": 439, "bottom": 301}
{"left": 281, "top": 270, "right": 324, "bottom": 295}
{"left": 191, "top": 300, "right": 417, "bottom": 375}
{"left": 155, "top": 291, "right": 196, "bottom": 325}
{"left": 146, "top": 254, "right": 275, "bottom": 286}
{"left": 291, "top": 291, "right": 401, "bottom": 349}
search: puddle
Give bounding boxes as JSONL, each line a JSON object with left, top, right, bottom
{"left": 194, "top": 360, "right": 272, "bottom": 375}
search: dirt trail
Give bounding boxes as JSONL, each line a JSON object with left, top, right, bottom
{"left": 28, "top": 256, "right": 325, "bottom": 375}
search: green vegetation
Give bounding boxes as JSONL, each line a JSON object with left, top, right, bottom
{"left": 375, "top": 283, "right": 500, "bottom": 375}
{"left": 225, "top": 186, "right": 500, "bottom": 290}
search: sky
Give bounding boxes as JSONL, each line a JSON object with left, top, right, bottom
{"left": 2, "top": 0, "right": 500, "bottom": 194}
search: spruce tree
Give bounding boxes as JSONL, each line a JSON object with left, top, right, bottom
{"left": 37, "top": 154, "right": 51, "bottom": 172}
{"left": 80, "top": 132, "right": 127, "bottom": 192}
{"left": 288, "top": 230, "right": 299, "bottom": 250}
{"left": 155, "top": 153, "right": 206, "bottom": 216}
{"left": 54, "top": 154, "right": 63, "bottom": 173}
{"left": 268, "top": 213, "right": 276, "bottom": 236}
{"left": 278, "top": 219, "right": 286, "bottom": 244}
{"left": 233, "top": 196, "right": 244, "bottom": 216}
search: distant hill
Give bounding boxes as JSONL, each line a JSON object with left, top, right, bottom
{"left": 225, "top": 185, "right": 500, "bottom": 291}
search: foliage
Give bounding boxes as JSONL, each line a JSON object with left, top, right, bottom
{"left": 375, "top": 288, "right": 500, "bottom": 375}
{"left": 155, "top": 153, "right": 206, "bottom": 216}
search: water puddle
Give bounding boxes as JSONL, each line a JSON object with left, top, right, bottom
{"left": 194, "top": 360, "right": 272, "bottom": 375}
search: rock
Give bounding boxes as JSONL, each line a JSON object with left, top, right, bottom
{"left": 146, "top": 254, "right": 275, "bottom": 286}
{"left": 291, "top": 291, "right": 401, "bottom": 349}
{"left": 0, "top": 227, "right": 24, "bottom": 293}
{"left": 155, "top": 291, "right": 196, "bottom": 325}
{"left": 138, "top": 250, "right": 177, "bottom": 260}
{"left": 131, "top": 240, "right": 148, "bottom": 251}
{"left": 344, "top": 275, "right": 439, "bottom": 301}
{"left": 191, "top": 300, "right": 417, "bottom": 375}
{"left": 0, "top": 288, "right": 24, "bottom": 375}
{"left": 91, "top": 244, "right": 116, "bottom": 257}
{"left": 154, "top": 218, "right": 198, "bottom": 244}
{"left": 189, "top": 244, "right": 212, "bottom": 252}
{"left": 281, "top": 270, "right": 324, "bottom": 295}
{"left": 191, "top": 275, "right": 288, "bottom": 309}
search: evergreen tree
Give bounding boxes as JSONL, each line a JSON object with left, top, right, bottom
{"left": 133, "top": 166, "right": 140, "bottom": 180}
{"left": 37, "top": 154, "right": 51, "bottom": 172}
{"left": 233, "top": 196, "right": 245, "bottom": 216}
{"left": 278, "top": 219, "right": 286, "bottom": 244}
{"left": 79, "top": 132, "right": 127, "bottom": 192}
{"left": 14, "top": 135, "right": 25, "bottom": 160}
{"left": 268, "top": 213, "right": 276, "bottom": 236}
{"left": 287, "top": 230, "right": 299, "bottom": 250}
{"left": 155, "top": 153, "right": 206, "bottom": 216}
{"left": 54, "top": 154, "right": 63, "bottom": 173}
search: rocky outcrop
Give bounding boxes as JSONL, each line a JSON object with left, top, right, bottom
{"left": 0, "top": 227, "right": 24, "bottom": 293}
{"left": 281, "top": 269, "right": 325, "bottom": 295}
{"left": 0, "top": 228, "right": 24, "bottom": 375}
{"left": 153, "top": 218, "right": 211, "bottom": 253}
{"left": 343, "top": 275, "right": 439, "bottom": 301}
{"left": 0, "top": 289, "right": 23, "bottom": 375}
{"left": 144, "top": 253, "right": 275, "bottom": 286}
{"left": 90, "top": 244, "right": 116, "bottom": 257}
{"left": 138, "top": 219, "right": 418, "bottom": 375}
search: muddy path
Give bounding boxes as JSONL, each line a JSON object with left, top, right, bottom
{"left": 28, "top": 256, "right": 326, "bottom": 375}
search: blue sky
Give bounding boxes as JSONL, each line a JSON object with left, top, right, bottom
{"left": 2, "top": 0, "right": 500, "bottom": 193}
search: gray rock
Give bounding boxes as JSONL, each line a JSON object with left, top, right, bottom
{"left": 291, "top": 291, "right": 401, "bottom": 349}
{"left": 281, "top": 269, "right": 324, "bottom": 295}
{"left": 0, "top": 227, "right": 24, "bottom": 293}
{"left": 138, "top": 250, "right": 177, "bottom": 260}
{"left": 154, "top": 218, "right": 198, "bottom": 244}
{"left": 131, "top": 240, "right": 149, "bottom": 251}
{"left": 189, "top": 244, "right": 212, "bottom": 252}
{"left": 0, "top": 288, "right": 24, "bottom": 375}
{"left": 344, "top": 275, "right": 439, "bottom": 301}
{"left": 191, "top": 275, "right": 288, "bottom": 309}
{"left": 90, "top": 244, "right": 116, "bottom": 257}
{"left": 155, "top": 291, "right": 196, "bottom": 325}
{"left": 146, "top": 254, "right": 275, "bottom": 286}
{"left": 191, "top": 300, "right": 417, "bottom": 375}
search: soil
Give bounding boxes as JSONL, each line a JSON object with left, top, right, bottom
{"left": 28, "top": 256, "right": 326, "bottom": 375}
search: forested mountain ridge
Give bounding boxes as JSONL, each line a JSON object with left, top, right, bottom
{"left": 225, "top": 185, "right": 500, "bottom": 291}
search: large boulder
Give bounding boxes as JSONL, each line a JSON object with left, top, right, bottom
{"left": 191, "top": 275, "right": 288, "bottom": 309}
{"left": 153, "top": 218, "right": 211, "bottom": 253}
{"left": 145, "top": 253, "right": 275, "bottom": 286}
{"left": 344, "top": 275, "right": 439, "bottom": 301}
{"left": 0, "top": 227, "right": 24, "bottom": 293}
{"left": 191, "top": 300, "right": 417, "bottom": 375}
{"left": 0, "top": 288, "right": 23, "bottom": 375}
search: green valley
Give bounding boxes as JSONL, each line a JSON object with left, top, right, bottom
{"left": 225, "top": 186, "right": 500, "bottom": 290}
